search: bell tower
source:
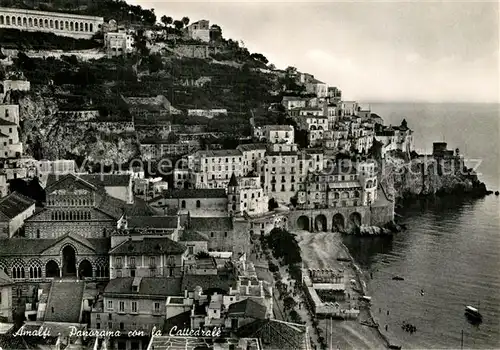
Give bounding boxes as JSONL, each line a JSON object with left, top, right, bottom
{"left": 227, "top": 173, "right": 240, "bottom": 216}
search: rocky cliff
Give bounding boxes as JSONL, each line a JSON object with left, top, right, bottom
{"left": 17, "top": 91, "right": 139, "bottom": 165}
{"left": 380, "top": 153, "right": 488, "bottom": 203}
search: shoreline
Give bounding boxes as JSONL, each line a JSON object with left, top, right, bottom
{"left": 337, "top": 239, "right": 397, "bottom": 349}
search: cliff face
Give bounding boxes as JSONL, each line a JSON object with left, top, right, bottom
{"left": 18, "top": 92, "right": 139, "bottom": 165}
{"left": 380, "top": 153, "right": 487, "bottom": 202}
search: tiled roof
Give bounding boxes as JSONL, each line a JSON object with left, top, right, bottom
{"left": 0, "top": 192, "right": 35, "bottom": 221}
{"left": 79, "top": 174, "right": 131, "bottom": 187}
{"left": 0, "top": 235, "right": 110, "bottom": 256}
{"left": 237, "top": 143, "right": 267, "bottom": 152}
{"left": 227, "top": 299, "right": 267, "bottom": 320}
{"left": 127, "top": 216, "right": 179, "bottom": 229}
{"left": 196, "top": 149, "right": 242, "bottom": 157}
{"left": 181, "top": 273, "right": 236, "bottom": 292}
{"left": 237, "top": 319, "right": 309, "bottom": 350}
{"left": 104, "top": 277, "right": 183, "bottom": 296}
{"left": 151, "top": 189, "right": 227, "bottom": 200}
{"left": 179, "top": 230, "right": 209, "bottom": 242}
{"left": 0, "top": 270, "right": 13, "bottom": 286}
{"left": 188, "top": 217, "right": 233, "bottom": 231}
{"left": 45, "top": 173, "right": 97, "bottom": 191}
{"left": 109, "top": 237, "right": 186, "bottom": 255}
{"left": 265, "top": 125, "right": 294, "bottom": 131}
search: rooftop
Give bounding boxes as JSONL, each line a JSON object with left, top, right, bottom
{"left": 188, "top": 217, "right": 233, "bottom": 231}
{"left": 127, "top": 215, "right": 179, "bottom": 229}
{"left": 150, "top": 189, "right": 227, "bottom": 201}
{"left": 196, "top": 149, "right": 242, "bottom": 157}
{"left": 0, "top": 192, "right": 35, "bottom": 221}
{"left": 104, "top": 277, "right": 183, "bottom": 296}
{"left": 227, "top": 299, "right": 267, "bottom": 320}
{"left": 237, "top": 143, "right": 267, "bottom": 152}
{"left": 109, "top": 236, "right": 186, "bottom": 256}
{"left": 237, "top": 319, "right": 309, "bottom": 350}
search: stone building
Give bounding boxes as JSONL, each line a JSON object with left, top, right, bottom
{"left": 0, "top": 113, "right": 22, "bottom": 159}
{"left": 0, "top": 192, "right": 36, "bottom": 238}
{"left": 227, "top": 173, "right": 268, "bottom": 217}
{"left": 108, "top": 237, "right": 187, "bottom": 279}
{"left": 185, "top": 19, "right": 210, "bottom": 42}
{"left": 187, "top": 149, "right": 244, "bottom": 189}
{"left": 104, "top": 31, "right": 134, "bottom": 57}
{"left": 237, "top": 143, "right": 267, "bottom": 175}
{"left": 0, "top": 7, "right": 104, "bottom": 39}
{"left": 24, "top": 173, "right": 146, "bottom": 240}
{"left": 148, "top": 189, "right": 228, "bottom": 216}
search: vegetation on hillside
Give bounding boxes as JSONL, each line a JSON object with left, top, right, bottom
{"left": 0, "top": 28, "right": 101, "bottom": 50}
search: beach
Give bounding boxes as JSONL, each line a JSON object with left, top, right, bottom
{"left": 293, "top": 230, "right": 393, "bottom": 350}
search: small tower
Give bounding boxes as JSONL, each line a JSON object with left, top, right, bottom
{"left": 227, "top": 173, "right": 240, "bottom": 215}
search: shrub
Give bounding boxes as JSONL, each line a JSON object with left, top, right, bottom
{"left": 268, "top": 262, "right": 279, "bottom": 273}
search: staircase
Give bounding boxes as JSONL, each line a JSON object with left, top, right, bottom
{"left": 44, "top": 280, "right": 85, "bottom": 323}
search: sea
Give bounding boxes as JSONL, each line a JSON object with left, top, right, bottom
{"left": 343, "top": 103, "right": 500, "bottom": 349}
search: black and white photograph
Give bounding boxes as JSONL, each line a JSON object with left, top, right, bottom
{"left": 0, "top": 0, "right": 498, "bottom": 349}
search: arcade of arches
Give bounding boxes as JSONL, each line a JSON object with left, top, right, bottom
{"left": 0, "top": 240, "right": 109, "bottom": 281}
{"left": 296, "top": 211, "right": 364, "bottom": 232}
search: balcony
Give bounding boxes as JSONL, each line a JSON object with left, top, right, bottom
{"left": 114, "top": 264, "right": 123, "bottom": 269}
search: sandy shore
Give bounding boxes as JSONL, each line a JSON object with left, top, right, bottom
{"left": 293, "top": 230, "right": 395, "bottom": 350}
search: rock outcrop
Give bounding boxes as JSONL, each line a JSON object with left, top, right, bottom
{"left": 16, "top": 90, "right": 139, "bottom": 165}
{"left": 380, "top": 153, "right": 488, "bottom": 203}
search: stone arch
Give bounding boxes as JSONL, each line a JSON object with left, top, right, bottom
{"left": 310, "top": 125, "right": 317, "bottom": 131}
{"left": 33, "top": 18, "right": 37, "bottom": 26}
{"left": 17, "top": 17, "right": 21, "bottom": 26}
{"left": 349, "top": 212, "right": 362, "bottom": 229}
{"left": 341, "top": 191, "right": 349, "bottom": 199}
{"left": 89, "top": 23, "right": 93, "bottom": 32}
{"left": 366, "top": 180, "right": 373, "bottom": 188}
{"left": 44, "top": 19, "right": 48, "bottom": 27}
{"left": 27, "top": 259, "right": 43, "bottom": 279}
{"left": 23, "top": 17, "right": 27, "bottom": 26}
{"left": 11, "top": 259, "right": 25, "bottom": 279}
{"left": 80, "top": 22, "right": 84, "bottom": 31}
{"left": 70, "top": 22, "right": 74, "bottom": 31}
{"left": 0, "top": 15, "right": 4, "bottom": 25}
{"left": 354, "top": 190, "right": 360, "bottom": 198}
{"left": 11, "top": 17, "right": 15, "bottom": 26}
{"left": 28, "top": 17, "right": 32, "bottom": 27}
{"left": 85, "top": 22, "right": 88, "bottom": 31}
{"left": 78, "top": 259, "right": 93, "bottom": 278}
{"left": 332, "top": 213, "right": 345, "bottom": 232}
{"left": 45, "top": 260, "right": 60, "bottom": 278}
{"left": 61, "top": 244, "right": 77, "bottom": 276}
{"left": 49, "top": 19, "right": 53, "bottom": 28}
{"left": 55, "top": 20, "right": 58, "bottom": 29}
{"left": 297, "top": 215, "right": 310, "bottom": 231}
{"left": 314, "top": 214, "right": 327, "bottom": 232}
{"left": 317, "top": 125, "right": 323, "bottom": 130}
{"left": 334, "top": 192, "right": 340, "bottom": 199}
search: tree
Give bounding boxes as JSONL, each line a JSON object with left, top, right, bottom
{"left": 182, "top": 16, "right": 190, "bottom": 26}
{"left": 268, "top": 198, "right": 279, "bottom": 211}
{"left": 173, "top": 20, "right": 184, "bottom": 30}
{"left": 148, "top": 53, "right": 163, "bottom": 73}
{"left": 250, "top": 53, "right": 268, "bottom": 65}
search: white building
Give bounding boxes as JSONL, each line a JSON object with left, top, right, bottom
{"left": 187, "top": 149, "right": 244, "bottom": 189}
{"left": 263, "top": 125, "right": 294, "bottom": 145}
{"left": 227, "top": 173, "right": 268, "bottom": 217}
{"left": 186, "top": 20, "right": 210, "bottom": 42}
{"left": 104, "top": 31, "right": 134, "bottom": 56}
{"left": 0, "top": 7, "right": 104, "bottom": 39}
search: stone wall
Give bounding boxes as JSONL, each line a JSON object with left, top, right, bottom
{"left": 25, "top": 214, "right": 115, "bottom": 239}
{"left": 288, "top": 206, "right": 371, "bottom": 232}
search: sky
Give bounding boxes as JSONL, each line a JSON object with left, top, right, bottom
{"left": 127, "top": 0, "right": 499, "bottom": 103}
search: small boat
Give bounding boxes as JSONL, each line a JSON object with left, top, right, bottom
{"left": 360, "top": 296, "right": 372, "bottom": 303}
{"left": 420, "top": 289, "right": 425, "bottom": 296}
{"left": 465, "top": 306, "right": 482, "bottom": 322}
{"left": 392, "top": 276, "right": 404, "bottom": 281}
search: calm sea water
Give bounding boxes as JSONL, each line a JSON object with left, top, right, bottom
{"left": 344, "top": 103, "right": 500, "bottom": 349}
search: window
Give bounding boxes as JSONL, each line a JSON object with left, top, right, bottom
{"left": 210, "top": 232, "right": 214, "bottom": 237}
{"left": 130, "top": 269, "right": 135, "bottom": 277}
{"left": 120, "top": 322, "right": 124, "bottom": 330}
{"left": 188, "top": 246, "right": 194, "bottom": 254}
{"left": 150, "top": 257, "right": 155, "bottom": 266}
{"left": 224, "top": 232, "right": 228, "bottom": 237}
{"left": 116, "top": 270, "right": 122, "bottom": 278}
{"left": 196, "top": 200, "right": 201, "bottom": 208}
{"left": 181, "top": 200, "right": 186, "bottom": 209}
{"left": 119, "top": 301, "right": 124, "bottom": 312}
{"left": 131, "top": 301, "right": 137, "bottom": 313}
{"left": 96, "top": 323, "right": 100, "bottom": 329}
{"left": 154, "top": 302, "right": 160, "bottom": 313}
{"left": 107, "top": 301, "right": 113, "bottom": 310}
{"left": 108, "top": 322, "right": 112, "bottom": 329}
{"left": 96, "top": 314, "right": 101, "bottom": 320}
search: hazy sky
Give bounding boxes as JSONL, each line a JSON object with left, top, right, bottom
{"left": 128, "top": 1, "right": 499, "bottom": 103}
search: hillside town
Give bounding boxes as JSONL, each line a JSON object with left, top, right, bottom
{"left": 0, "top": 2, "right": 484, "bottom": 350}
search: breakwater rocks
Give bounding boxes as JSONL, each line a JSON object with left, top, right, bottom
{"left": 345, "top": 221, "right": 404, "bottom": 237}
